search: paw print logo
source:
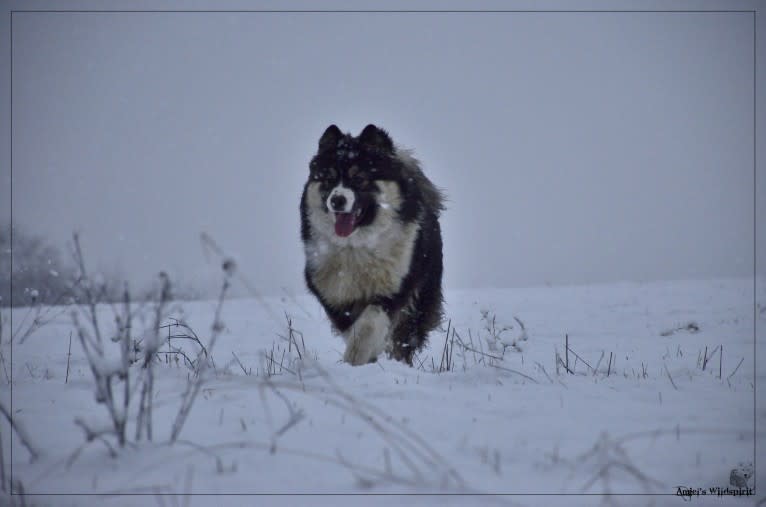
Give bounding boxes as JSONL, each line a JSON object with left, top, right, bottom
{"left": 729, "top": 462, "right": 753, "bottom": 487}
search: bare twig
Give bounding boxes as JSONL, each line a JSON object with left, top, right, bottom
{"left": 240, "top": 361, "right": 462, "bottom": 486}
{"left": 534, "top": 361, "right": 553, "bottom": 383}
{"left": 277, "top": 312, "right": 305, "bottom": 363}
{"left": 120, "top": 283, "right": 131, "bottom": 442}
{"left": 72, "top": 309, "right": 126, "bottom": 446}
{"left": 67, "top": 419, "right": 118, "bottom": 467}
{"left": 0, "top": 426, "right": 5, "bottom": 493}
{"left": 137, "top": 273, "right": 171, "bottom": 442}
{"left": 593, "top": 350, "right": 605, "bottom": 375}
{"left": 262, "top": 380, "right": 305, "bottom": 448}
{"left": 576, "top": 431, "right": 664, "bottom": 495}
{"left": 0, "top": 401, "right": 41, "bottom": 461}
{"left": 174, "top": 438, "right": 425, "bottom": 490}
{"left": 664, "top": 363, "right": 678, "bottom": 390}
{"left": 161, "top": 317, "right": 208, "bottom": 359}
{"left": 65, "top": 331, "right": 72, "bottom": 383}
{"left": 727, "top": 357, "right": 745, "bottom": 383}
{"left": 170, "top": 263, "right": 232, "bottom": 444}
{"left": 702, "top": 345, "right": 714, "bottom": 371}
{"left": 488, "top": 363, "right": 539, "bottom": 383}
{"left": 438, "top": 320, "right": 452, "bottom": 372}
{"left": 719, "top": 345, "right": 722, "bottom": 380}
{"left": 261, "top": 346, "right": 297, "bottom": 377}
{"left": 0, "top": 346, "right": 9, "bottom": 384}
{"left": 556, "top": 349, "right": 574, "bottom": 375}
{"left": 72, "top": 232, "right": 104, "bottom": 352}
{"left": 567, "top": 347, "right": 595, "bottom": 374}
{"left": 452, "top": 332, "right": 503, "bottom": 362}
{"left": 73, "top": 417, "right": 116, "bottom": 443}
{"left": 231, "top": 351, "right": 251, "bottom": 376}
{"left": 69, "top": 238, "right": 137, "bottom": 448}
{"left": 15, "top": 295, "right": 77, "bottom": 345}
{"left": 307, "top": 360, "right": 464, "bottom": 487}
{"left": 12, "top": 305, "right": 36, "bottom": 343}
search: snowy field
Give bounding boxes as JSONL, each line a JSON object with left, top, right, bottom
{"left": 1, "top": 277, "right": 763, "bottom": 506}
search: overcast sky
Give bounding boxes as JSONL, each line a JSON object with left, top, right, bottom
{"left": 2, "top": 1, "right": 764, "bottom": 297}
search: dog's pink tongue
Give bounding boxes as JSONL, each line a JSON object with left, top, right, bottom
{"left": 334, "top": 213, "right": 356, "bottom": 237}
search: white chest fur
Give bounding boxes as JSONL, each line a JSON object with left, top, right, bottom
{"left": 304, "top": 181, "right": 420, "bottom": 308}
{"left": 307, "top": 230, "right": 417, "bottom": 307}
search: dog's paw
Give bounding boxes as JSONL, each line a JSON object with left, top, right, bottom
{"left": 343, "top": 305, "right": 390, "bottom": 366}
{"left": 344, "top": 321, "right": 378, "bottom": 365}
{"left": 343, "top": 339, "right": 370, "bottom": 366}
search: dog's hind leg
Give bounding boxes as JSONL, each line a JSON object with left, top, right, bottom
{"left": 343, "top": 305, "right": 390, "bottom": 366}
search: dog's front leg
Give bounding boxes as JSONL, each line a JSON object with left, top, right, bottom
{"left": 343, "top": 305, "right": 390, "bottom": 365}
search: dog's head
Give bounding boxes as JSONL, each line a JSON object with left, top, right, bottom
{"left": 304, "top": 124, "right": 406, "bottom": 242}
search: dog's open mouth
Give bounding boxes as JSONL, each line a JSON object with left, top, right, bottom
{"left": 334, "top": 208, "right": 362, "bottom": 237}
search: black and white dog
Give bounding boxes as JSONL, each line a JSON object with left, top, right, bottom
{"left": 300, "top": 124, "right": 445, "bottom": 365}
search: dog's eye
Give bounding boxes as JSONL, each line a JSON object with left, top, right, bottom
{"left": 353, "top": 172, "right": 370, "bottom": 186}
{"left": 312, "top": 167, "right": 337, "bottom": 182}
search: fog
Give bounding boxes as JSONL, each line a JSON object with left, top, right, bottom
{"left": 2, "top": 2, "right": 763, "bottom": 298}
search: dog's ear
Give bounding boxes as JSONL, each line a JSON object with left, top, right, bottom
{"left": 358, "top": 124, "right": 394, "bottom": 152}
{"left": 318, "top": 124, "right": 343, "bottom": 152}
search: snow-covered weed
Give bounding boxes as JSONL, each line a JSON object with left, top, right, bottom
{"left": 65, "top": 232, "right": 234, "bottom": 458}
{"left": 415, "top": 311, "right": 536, "bottom": 385}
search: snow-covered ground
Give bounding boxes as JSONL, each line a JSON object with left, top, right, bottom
{"left": 1, "top": 277, "right": 763, "bottom": 506}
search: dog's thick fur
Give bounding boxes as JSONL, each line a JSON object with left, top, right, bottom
{"left": 300, "top": 124, "right": 445, "bottom": 365}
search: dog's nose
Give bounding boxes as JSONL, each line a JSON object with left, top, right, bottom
{"left": 330, "top": 194, "right": 347, "bottom": 211}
